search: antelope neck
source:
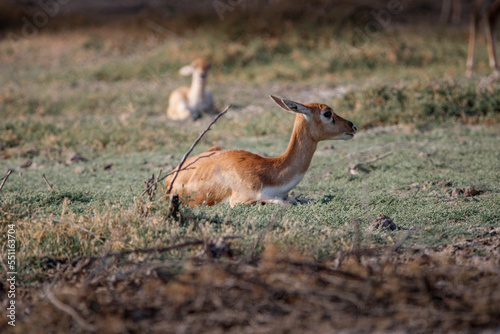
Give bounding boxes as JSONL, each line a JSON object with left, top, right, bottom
{"left": 270, "top": 115, "right": 318, "bottom": 182}
{"left": 188, "top": 74, "right": 205, "bottom": 104}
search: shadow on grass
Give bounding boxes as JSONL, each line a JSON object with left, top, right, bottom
{"left": 319, "top": 194, "right": 336, "bottom": 204}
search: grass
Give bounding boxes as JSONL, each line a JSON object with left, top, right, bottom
{"left": 1, "top": 5, "right": 500, "bottom": 332}
{"left": 1, "top": 122, "right": 499, "bottom": 275}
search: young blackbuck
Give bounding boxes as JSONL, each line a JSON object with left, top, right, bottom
{"left": 166, "top": 58, "right": 216, "bottom": 120}
{"left": 165, "top": 95, "right": 357, "bottom": 207}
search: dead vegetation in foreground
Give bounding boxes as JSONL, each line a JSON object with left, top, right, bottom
{"left": 3, "top": 231, "right": 500, "bottom": 334}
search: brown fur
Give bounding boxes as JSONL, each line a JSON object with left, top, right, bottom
{"left": 166, "top": 58, "right": 216, "bottom": 120}
{"left": 165, "top": 97, "right": 357, "bottom": 207}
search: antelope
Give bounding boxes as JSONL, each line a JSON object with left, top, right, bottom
{"left": 165, "top": 95, "right": 357, "bottom": 207}
{"left": 166, "top": 59, "right": 216, "bottom": 120}
{"left": 466, "top": 0, "right": 500, "bottom": 77}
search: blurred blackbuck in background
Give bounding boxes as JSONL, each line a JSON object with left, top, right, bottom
{"left": 166, "top": 58, "right": 217, "bottom": 120}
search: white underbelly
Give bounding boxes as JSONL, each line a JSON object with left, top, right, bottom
{"left": 189, "top": 100, "right": 206, "bottom": 110}
{"left": 188, "top": 93, "right": 211, "bottom": 111}
{"left": 259, "top": 173, "right": 305, "bottom": 200}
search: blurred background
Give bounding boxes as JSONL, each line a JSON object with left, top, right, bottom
{"left": 2, "top": 0, "right": 499, "bottom": 127}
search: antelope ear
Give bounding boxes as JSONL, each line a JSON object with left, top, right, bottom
{"left": 179, "top": 65, "right": 194, "bottom": 76}
{"left": 269, "top": 95, "right": 311, "bottom": 116}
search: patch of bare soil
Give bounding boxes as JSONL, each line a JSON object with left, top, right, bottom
{"left": 2, "top": 233, "right": 499, "bottom": 334}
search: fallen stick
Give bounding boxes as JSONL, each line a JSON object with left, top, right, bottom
{"left": 109, "top": 240, "right": 203, "bottom": 257}
{"left": 60, "top": 236, "right": 241, "bottom": 270}
{"left": 45, "top": 289, "right": 98, "bottom": 332}
{"left": 166, "top": 105, "right": 231, "bottom": 199}
{"left": 348, "top": 151, "right": 393, "bottom": 175}
{"left": 106, "top": 235, "right": 241, "bottom": 258}
{"left": 42, "top": 174, "right": 54, "bottom": 191}
{"left": 0, "top": 169, "right": 13, "bottom": 192}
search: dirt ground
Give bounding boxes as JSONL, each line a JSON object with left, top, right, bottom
{"left": 2, "top": 228, "right": 499, "bottom": 334}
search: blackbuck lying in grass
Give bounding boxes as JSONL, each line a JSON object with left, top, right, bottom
{"left": 166, "top": 58, "right": 217, "bottom": 120}
{"left": 165, "top": 95, "right": 357, "bottom": 207}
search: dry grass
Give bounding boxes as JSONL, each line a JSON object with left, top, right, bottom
{"left": 5, "top": 232, "right": 500, "bottom": 333}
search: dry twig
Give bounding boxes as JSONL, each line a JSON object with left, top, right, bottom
{"left": 140, "top": 153, "right": 217, "bottom": 199}
{"left": 166, "top": 105, "right": 231, "bottom": 198}
{"left": 42, "top": 174, "right": 57, "bottom": 191}
{"left": 45, "top": 288, "right": 98, "bottom": 332}
{"left": 105, "top": 235, "right": 241, "bottom": 259}
{"left": 108, "top": 240, "right": 203, "bottom": 258}
{"left": 138, "top": 105, "right": 230, "bottom": 201}
{"left": 143, "top": 171, "right": 162, "bottom": 201}
{"left": 348, "top": 152, "right": 393, "bottom": 175}
{"left": 0, "top": 169, "right": 13, "bottom": 192}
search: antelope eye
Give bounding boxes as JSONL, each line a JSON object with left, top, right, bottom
{"left": 324, "top": 110, "right": 332, "bottom": 118}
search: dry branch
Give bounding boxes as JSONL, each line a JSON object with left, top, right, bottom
{"left": 45, "top": 288, "right": 98, "bottom": 332}
{"left": 143, "top": 171, "right": 162, "bottom": 201}
{"left": 0, "top": 169, "right": 13, "bottom": 192}
{"left": 42, "top": 174, "right": 55, "bottom": 191}
{"left": 139, "top": 105, "right": 230, "bottom": 201}
{"left": 348, "top": 151, "right": 393, "bottom": 175}
{"left": 105, "top": 235, "right": 241, "bottom": 259}
{"left": 109, "top": 240, "right": 203, "bottom": 258}
{"left": 166, "top": 105, "right": 231, "bottom": 197}
{"left": 52, "top": 236, "right": 242, "bottom": 281}
{"left": 140, "top": 153, "right": 217, "bottom": 199}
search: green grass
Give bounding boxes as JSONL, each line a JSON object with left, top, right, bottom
{"left": 1, "top": 122, "right": 499, "bottom": 281}
{"left": 1, "top": 18, "right": 500, "bottom": 284}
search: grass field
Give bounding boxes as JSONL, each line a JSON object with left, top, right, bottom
{"left": 1, "top": 3, "right": 500, "bottom": 332}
